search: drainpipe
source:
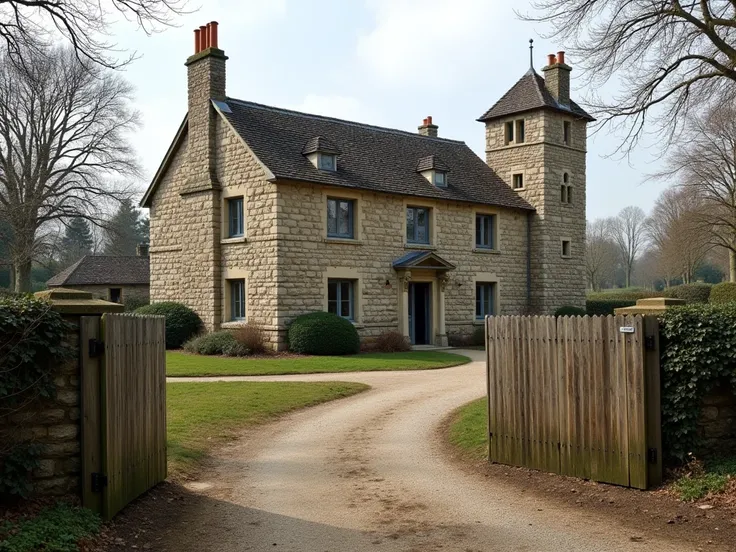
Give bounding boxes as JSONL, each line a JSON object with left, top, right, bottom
{"left": 526, "top": 214, "right": 532, "bottom": 311}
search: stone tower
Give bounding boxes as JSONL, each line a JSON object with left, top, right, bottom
{"left": 180, "top": 21, "right": 228, "bottom": 329}
{"left": 478, "top": 51, "right": 593, "bottom": 313}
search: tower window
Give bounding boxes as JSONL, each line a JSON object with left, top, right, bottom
{"left": 561, "top": 240, "right": 571, "bottom": 258}
{"left": 515, "top": 120, "right": 525, "bottom": 143}
{"left": 504, "top": 122, "right": 514, "bottom": 145}
{"left": 563, "top": 121, "right": 571, "bottom": 145}
{"left": 561, "top": 185, "right": 567, "bottom": 203}
{"left": 512, "top": 173, "right": 524, "bottom": 190}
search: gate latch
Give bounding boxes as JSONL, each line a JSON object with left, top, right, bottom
{"left": 88, "top": 338, "right": 105, "bottom": 358}
{"left": 647, "top": 448, "right": 658, "bottom": 464}
{"left": 91, "top": 472, "right": 108, "bottom": 493}
{"left": 645, "top": 336, "right": 656, "bottom": 351}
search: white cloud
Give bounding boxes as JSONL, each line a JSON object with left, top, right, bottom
{"left": 356, "top": 0, "right": 507, "bottom": 83}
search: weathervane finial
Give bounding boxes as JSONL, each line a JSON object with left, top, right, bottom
{"left": 529, "top": 38, "right": 534, "bottom": 69}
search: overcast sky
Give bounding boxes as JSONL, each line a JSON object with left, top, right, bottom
{"left": 111, "top": 0, "right": 670, "bottom": 221}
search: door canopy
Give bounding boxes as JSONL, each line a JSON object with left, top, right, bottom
{"left": 392, "top": 250, "right": 456, "bottom": 272}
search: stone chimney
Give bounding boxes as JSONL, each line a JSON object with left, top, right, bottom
{"left": 418, "top": 116, "right": 438, "bottom": 137}
{"left": 136, "top": 243, "right": 149, "bottom": 257}
{"left": 185, "top": 21, "right": 227, "bottom": 191}
{"left": 542, "top": 51, "right": 571, "bottom": 106}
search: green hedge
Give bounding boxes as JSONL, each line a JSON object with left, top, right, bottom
{"left": 287, "top": 312, "right": 360, "bottom": 355}
{"left": 709, "top": 282, "right": 736, "bottom": 304}
{"left": 587, "top": 289, "right": 659, "bottom": 302}
{"left": 659, "top": 304, "right": 736, "bottom": 462}
{"left": 585, "top": 299, "right": 636, "bottom": 316}
{"left": 555, "top": 306, "right": 587, "bottom": 317}
{"left": 663, "top": 283, "right": 712, "bottom": 304}
{"left": 135, "top": 302, "right": 202, "bottom": 349}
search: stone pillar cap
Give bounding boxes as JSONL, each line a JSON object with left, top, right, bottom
{"left": 613, "top": 296, "right": 686, "bottom": 315}
{"left": 35, "top": 287, "right": 125, "bottom": 315}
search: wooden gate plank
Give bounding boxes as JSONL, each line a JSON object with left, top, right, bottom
{"left": 80, "top": 316, "right": 102, "bottom": 514}
{"left": 627, "top": 316, "right": 648, "bottom": 489}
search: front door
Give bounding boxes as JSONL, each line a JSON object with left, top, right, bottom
{"left": 408, "top": 282, "right": 431, "bottom": 345}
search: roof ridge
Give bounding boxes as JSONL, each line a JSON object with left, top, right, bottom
{"left": 47, "top": 256, "right": 85, "bottom": 285}
{"left": 226, "top": 97, "right": 466, "bottom": 145}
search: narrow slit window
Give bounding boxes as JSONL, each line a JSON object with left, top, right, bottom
{"left": 515, "top": 120, "right": 525, "bottom": 143}
{"left": 227, "top": 197, "right": 244, "bottom": 238}
{"left": 512, "top": 173, "right": 524, "bottom": 190}
{"left": 561, "top": 240, "right": 571, "bottom": 257}
{"left": 504, "top": 121, "right": 514, "bottom": 145}
{"left": 563, "top": 121, "right": 571, "bottom": 145}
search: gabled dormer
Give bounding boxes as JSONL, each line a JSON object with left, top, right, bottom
{"left": 417, "top": 155, "right": 450, "bottom": 188}
{"left": 302, "top": 136, "right": 341, "bottom": 172}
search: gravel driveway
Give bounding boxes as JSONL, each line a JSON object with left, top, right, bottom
{"left": 160, "top": 350, "right": 711, "bottom": 551}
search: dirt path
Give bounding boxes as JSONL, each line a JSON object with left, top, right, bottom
{"left": 153, "top": 351, "right": 729, "bottom": 552}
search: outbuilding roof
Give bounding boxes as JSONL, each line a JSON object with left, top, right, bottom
{"left": 47, "top": 256, "right": 150, "bottom": 287}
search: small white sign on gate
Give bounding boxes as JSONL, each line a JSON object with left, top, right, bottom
{"left": 619, "top": 326, "right": 635, "bottom": 334}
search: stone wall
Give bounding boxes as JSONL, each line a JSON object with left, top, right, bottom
{"left": 485, "top": 108, "right": 587, "bottom": 313}
{"left": 0, "top": 315, "right": 83, "bottom": 496}
{"left": 697, "top": 380, "right": 736, "bottom": 458}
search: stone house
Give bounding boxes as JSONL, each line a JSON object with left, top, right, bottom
{"left": 141, "top": 22, "right": 593, "bottom": 350}
{"left": 47, "top": 247, "right": 150, "bottom": 308}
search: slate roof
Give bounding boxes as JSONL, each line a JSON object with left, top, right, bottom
{"left": 47, "top": 256, "right": 150, "bottom": 287}
{"left": 392, "top": 250, "right": 456, "bottom": 270}
{"left": 301, "top": 136, "right": 341, "bottom": 155}
{"left": 416, "top": 155, "right": 450, "bottom": 173}
{"left": 218, "top": 99, "right": 533, "bottom": 211}
{"left": 477, "top": 69, "right": 594, "bottom": 122}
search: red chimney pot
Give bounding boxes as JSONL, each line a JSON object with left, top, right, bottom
{"left": 557, "top": 51, "right": 565, "bottom": 64}
{"left": 210, "top": 21, "right": 219, "bottom": 49}
{"left": 427, "top": 115, "right": 433, "bottom": 125}
{"left": 422, "top": 118, "right": 428, "bottom": 126}
{"left": 547, "top": 53, "right": 557, "bottom": 66}
{"left": 199, "top": 25, "right": 208, "bottom": 49}
{"left": 194, "top": 28, "right": 201, "bottom": 53}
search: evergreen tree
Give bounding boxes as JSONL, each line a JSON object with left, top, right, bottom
{"left": 103, "top": 199, "right": 148, "bottom": 256}
{"left": 60, "top": 217, "right": 93, "bottom": 267}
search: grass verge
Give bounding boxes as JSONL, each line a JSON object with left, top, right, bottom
{"left": 167, "top": 381, "right": 369, "bottom": 478}
{"left": 0, "top": 502, "right": 100, "bottom": 552}
{"left": 166, "top": 351, "right": 471, "bottom": 377}
{"left": 448, "top": 397, "right": 488, "bottom": 460}
{"left": 671, "top": 457, "right": 736, "bottom": 502}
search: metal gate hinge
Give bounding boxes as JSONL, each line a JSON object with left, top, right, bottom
{"left": 91, "top": 472, "right": 108, "bottom": 493}
{"left": 89, "top": 338, "right": 105, "bottom": 358}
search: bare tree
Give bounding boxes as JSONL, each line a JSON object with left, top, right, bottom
{"left": 647, "top": 187, "right": 712, "bottom": 284}
{"left": 0, "top": 0, "right": 189, "bottom": 69}
{"left": 585, "top": 219, "right": 617, "bottom": 291}
{"left": 609, "top": 206, "right": 648, "bottom": 288}
{"left": 0, "top": 40, "right": 140, "bottom": 292}
{"left": 653, "top": 102, "right": 736, "bottom": 281}
{"left": 524, "top": 1, "right": 736, "bottom": 153}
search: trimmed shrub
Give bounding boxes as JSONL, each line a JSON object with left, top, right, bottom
{"left": 587, "top": 289, "right": 659, "bottom": 302}
{"left": 555, "top": 306, "right": 586, "bottom": 317}
{"left": 710, "top": 282, "right": 736, "bottom": 304}
{"left": 373, "top": 331, "right": 411, "bottom": 352}
{"left": 663, "top": 283, "right": 712, "bottom": 304}
{"left": 659, "top": 304, "right": 736, "bottom": 462}
{"left": 471, "top": 325, "right": 485, "bottom": 347}
{"left": 585, "top": 299, "right": 636, "bottom": 316}
{"left": 124, "top": 296, "right": 149, "bottom": 312}
{"left": 135, "top": 301, "right": 202, "bottom": 349}
{"left": 287, "top": 312, "right": 360, "bottom": 355}
{"left": 183, "top": 330, "right": 252, "bottom": 357}
{"left": 232, "top": 323, "right": 267, "bottom": 354}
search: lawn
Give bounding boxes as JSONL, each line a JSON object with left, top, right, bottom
{"left": 166, "top": 351, "right": 471, "bottom": 377}
{"left": 448, "top": 397, "right": 488, "bottom": 460}
{"left": 167, "top": 381, "right": 368, "bottom": 477}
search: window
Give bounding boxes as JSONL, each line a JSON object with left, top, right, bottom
{"left": 328, "top": 279, "right": 354, "bottom": 320}
{"left": 504, "top": 121, "right": 514, "bottom": 145}
{"left": 512, "top": 173, "right": 524, "bottom": 190}
{"left": 563, "top": 121, "right": 571, "bottom": 145}
{"left": 515, "top": 119, "right": 525, "bottom": 143}
{"left": 561, "top": 173, "right": 572, "bottom": 204}
{"left": 475, "top": 214, "right": 496, "bottom": 249}
{"left": 327, "top": 198, "right": 354, "bottom": 239}
{"left": 476, "top": 282, "right": 496, "bottom": 319}
{"left": 229, "top": 279, "right": 246, "bottom": 321}
{"left": 109, "top": 288, "right": 122, "bottom": 303}
{"left": 561, "top": 240, "right": 571, "bottom": 257}
{"left": 434, "top": 171, "right": 447, "bottom": 187}
{"left": 227, "top": 197, "right": 244, "bottom": 238}
{"left": 318, "top": 153, "right": 336, "bottom": 171}
{"left": 406, "top": 206, "right": 430, "bottom": 244}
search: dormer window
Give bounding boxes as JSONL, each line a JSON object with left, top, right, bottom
{"left": 302, "top": 136, "right": 341, "bottom": 172}
{"left": 318, "top": 153, "right": 336, "bottom": 171}
{"left": 434, "top": 171, "right": 447, "bottom": 187}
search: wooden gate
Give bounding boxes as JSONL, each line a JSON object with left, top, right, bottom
{"left": 80, "top": 313, "right": 167, "bottom": 519}
{"left": 486, "top": 315, "right": 662, "bottom": 489}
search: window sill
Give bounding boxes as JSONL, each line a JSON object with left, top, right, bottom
{"left": 221, "top": 320, "right": 248, "bottom": 329}
{"left": 221, "top": 236, "right": 247, "bottom": 245}
{"left": 324, "top": 237, "right": 363, "bottom": 245}
{"left": 472, "top": 319, "right": 487, "bottom": 325}
{"left": 404, "top": 243, "right": 436, "bottom": 250}
{"left": 472, "top": 248, "right": 500, "bottom": 255}
{"left": 513, "top": 188, "right": 526, "bottom": 192}
{"left": 561, "top": 255, "right": 572, "bottom": 260}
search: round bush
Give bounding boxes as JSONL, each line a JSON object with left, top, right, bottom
{"left": 710, "top": 282, "right": 736, "bottom": 304}
{"left": 663, "top": 283, "right": 712, "bottom": 304}
{"left": 288, "top": 312, "right": 360, "bottom": 355}
{"left": 555, "top": 306, "right": 587, "bottom": 317}
{"left": 135, "top": 301, "right": 202, "bottom": 349}
{"left": 183, "top": 331, "right": 236, "bottom": 356}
